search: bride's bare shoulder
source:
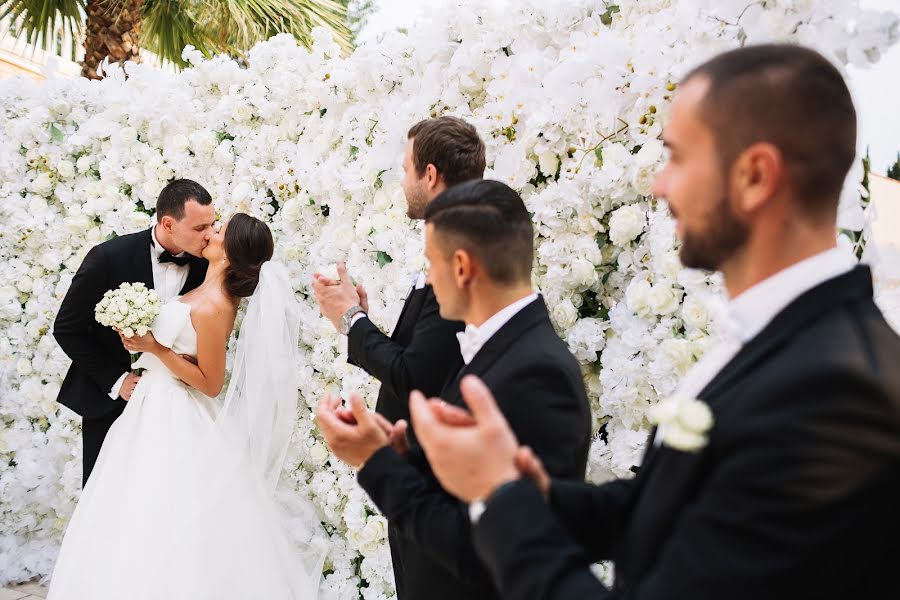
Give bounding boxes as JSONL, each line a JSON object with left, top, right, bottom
{"left": 190, "top": 295, "right": 238, "bottom": 332}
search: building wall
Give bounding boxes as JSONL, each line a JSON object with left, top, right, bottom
{"left": 870, "top": 174, "right": 900, "bottom": 250}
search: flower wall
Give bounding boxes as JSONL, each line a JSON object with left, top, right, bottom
{"left": 1, "top": 0, "right": 897, "bottom": 596}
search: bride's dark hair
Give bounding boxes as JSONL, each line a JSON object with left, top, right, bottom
{"left": 224, "top": 213, "right": 274, "bottom": 298}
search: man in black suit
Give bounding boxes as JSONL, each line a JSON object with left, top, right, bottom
{"left": 54, "top": 179, "right": 213, "bottom": 485}
{"left": 312, "top": 116, "right": 485, "bottom": 426}
{"left": 410, "top": 44, "right": 900, "bottom": 599}
{"left": 316, "top": 180, "right": 592, "bottom": 599}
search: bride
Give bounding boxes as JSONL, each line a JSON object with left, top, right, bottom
{"left": 48, "top": 214, "right": 324, "bottom": 599}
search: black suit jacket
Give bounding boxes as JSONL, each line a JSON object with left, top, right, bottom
{"left": 472, "top": 266, "right": 900, "bottom": 600}
{"left": 348, "top": 284, "right": 464, "bottom": 425}
{"left": 358, "top": 296, "right": 593, "bottom": 600}
{"left": 54, "top": 229, "right": 207, "bottom": 419}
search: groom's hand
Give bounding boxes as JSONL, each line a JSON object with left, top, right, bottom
{"left": 316, "top": 392, "right": 389, "bottom": 469}
{"left": 311, "top": 260, "right": 363, "bottom": 331}
{"left": 120, "top": 372, "right": 141, "bottom": 401}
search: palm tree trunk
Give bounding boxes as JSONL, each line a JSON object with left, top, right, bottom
{"left": 81, "top": 0, "right": 144, "bottom": 79}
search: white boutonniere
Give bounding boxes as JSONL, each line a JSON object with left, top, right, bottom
{"left": 648, "top": 395, "right": 714, "bottom": 452}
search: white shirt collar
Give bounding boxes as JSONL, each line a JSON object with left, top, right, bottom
{"left": 150, "top": 225, "right": 186, "bottom": 261}
{"left": 457, "top": 293, "right": 539, "bottom": 365}
{"left": 727, "top": 247, "right": 856, "bottom": 343}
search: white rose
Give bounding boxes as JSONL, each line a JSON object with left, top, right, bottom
{"left": 608, "top": 204, "right": 646, "bottom": 246}
{"left": 662, "top": 425, "right": 707, "bottom": 453}
{"left": 681, "top": 295, "right": 709, "bottom": 330}
{"left": 16, "top": 358, "right": 33, "bottom": 376}
{"left": 373, "top": 189, "right": 391, "bottom": 211}
{"left": 171, "top": 133, "right": 190, "bottom": 151}
{"left": 76, "top": 155, "right": 93, "bottom": 173}
{"left": 538, "top": 151, "right": 560, "bottom": 177}
{"left": 625, "top": 279, "right": 652, "bottom": 317}
{"left": 232, "top": 103, "right": 253, "bottom": 122}
{"left": 126, "top": 211, "right": 151, "bottom": 230}
{"left": 551, "top": 298, "right": 578, "bottom": 329}
{"left": 57, "top": 159, "right": 76, "bottom": 179}
{"left": 16, "top": 276, "right": 34, "bottom": 294}
{"left": 30, "top": 173, "right": 54, "bottom": 197}
{"left": 632, "top": 166, "right": 655, "bottom": 196}
{"left": 571, "top": 258, "right": 597, "bottom": 287}
{"left": 119, "top": 126, "right": 137, "bottom": 141}
{"left": 123, "top": 166, "right": 142, "bottom": 185}
{"left": 309, "top": 443, "right": 330, "bottom": 466}
{"left": 648, "top": 283, "right": 679, "bottom": 315}
{"left": 361, "top": 517, "right": 386, "bottom": 543}
{"left": 660, "top": 338, "right": 694, "bottom": 373}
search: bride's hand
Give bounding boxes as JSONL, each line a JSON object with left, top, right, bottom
{"left": 119, "top": 330, "right": 160, "bottom": 354}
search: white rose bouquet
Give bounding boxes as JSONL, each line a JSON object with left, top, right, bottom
{"left": 95, "top": 282, "right": 161, "bottom": 347}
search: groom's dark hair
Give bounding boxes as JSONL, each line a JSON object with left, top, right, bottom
{"left": 408, "top": 117, "right": 486, "bottom": 186}
{"left": 156, "top": 179, "right": 213, "bottom": 221}
{"left": 425, "top": 179, "right": 533, "bottom": 286}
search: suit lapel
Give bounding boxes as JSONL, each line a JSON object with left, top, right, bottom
{"left": 698, "top": 265, "right": 872, "bottom": 404}
{"left": 132, "top": 228, "right": 154, "bottom": 289}
{"left": 625, "top": 266, "right": 874, "bottom": 504}
{"left": 392, "top": 285, "right": 428, "bottom": 340}
{"left": 443, "top": 296, "right": 548, "bottom": 405}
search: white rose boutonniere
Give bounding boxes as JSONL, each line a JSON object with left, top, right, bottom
{"left": 648, "top": 395, "right": 714, "bottom": 452}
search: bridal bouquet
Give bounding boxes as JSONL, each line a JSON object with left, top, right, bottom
{"left": 95, "top": 282, "right": 161, "bottom": 343}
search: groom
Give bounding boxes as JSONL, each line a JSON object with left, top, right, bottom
{"left": 54, "top": 179, "right": 213, "bottom": 484}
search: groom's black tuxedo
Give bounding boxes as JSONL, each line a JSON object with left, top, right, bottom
{"left": 54, "top": 228, "right": 207, "bottom": 482}
{"left": 358, "top": 296, "right": 593, "bottom": 600}
{"left": 348, "top": 284, "right": 465, "bottom": 426}
{"left": 472, "top": 267, "right": 900, "bottom": 600}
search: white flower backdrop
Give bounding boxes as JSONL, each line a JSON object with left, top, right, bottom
{"left": 1, "top": 0, "right": 897, "bottom": 596}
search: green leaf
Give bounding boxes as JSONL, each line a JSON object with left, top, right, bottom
{"left": 594, "top": 147, "right": 603, "bottom": 165}
{"left": 600, "top": 4, "right": 620, "bottom": 26}
{"left": 49, "top": 123, "right": 64, "bottom": 142}
{"left": 375, "top": 251, "right": 393, "bottom": 268}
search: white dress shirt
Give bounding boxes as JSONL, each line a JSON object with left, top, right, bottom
{"left": 654, "top": 247, "right": 856, "bottom": 446}
{"left": 109, "top": 226, "right": 191, "bottom": 399}
{"left": 457, "top": 293, "right": 540, "bottom": 365}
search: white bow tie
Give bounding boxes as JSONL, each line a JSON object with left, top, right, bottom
{"left": 456, "top": 324, "right": 482, "bottom": 365}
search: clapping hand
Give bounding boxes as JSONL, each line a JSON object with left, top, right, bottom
{"left": 410, "top": 375, "right": 521, "bottom": 503}
{"left": 311, "top": 261, "right": 369, "bottom": 331}
{"left": 316, "top": 392, "right": 390, "bottom": 469}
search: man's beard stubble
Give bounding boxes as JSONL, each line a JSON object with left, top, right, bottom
{"left": 678, "top": 194, "right": 749, "bottom": 272}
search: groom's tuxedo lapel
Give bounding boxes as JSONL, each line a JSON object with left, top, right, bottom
{"left": 619, "top": 267, "right": 875, "bottom": 561}
{"left": 131, "top": 228, "right": 155, "bottom": 290}
{"left": 443, "top": 297, "right": 548, "bottom": 406}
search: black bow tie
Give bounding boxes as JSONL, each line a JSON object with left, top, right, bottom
{"left": 158, "top": 250, "right": 190, "bottom": 266}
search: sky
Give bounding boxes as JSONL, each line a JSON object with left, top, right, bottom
{"left": 361, "top": 0, "right": 900, "bottom": 175}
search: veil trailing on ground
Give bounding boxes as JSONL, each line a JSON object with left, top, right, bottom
{"left": 217, "top": 260, "right": 301, "bottom": 491}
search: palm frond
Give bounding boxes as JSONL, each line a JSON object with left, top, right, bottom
{"left": 197, "top": 0, "right": 352, "bottom": 61}
{"left": 141, "top": 0, "right": 218, "bottom": 66}
{"left": 0, "top": 0, "right": 85, "bottom": 47}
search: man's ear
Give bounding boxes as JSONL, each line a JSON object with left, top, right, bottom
{"left": 453, "top": 249, "right": 473, "bottom": 288}
{"left": 425, "top": 164, "right": 442, "bottom": 192}
{"left": 731, "top": 142, "right": 783, "bottom": 216}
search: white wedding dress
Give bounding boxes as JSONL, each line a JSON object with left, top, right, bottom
{"left": 48, "top": 279, "right": 324, "bottom": 600}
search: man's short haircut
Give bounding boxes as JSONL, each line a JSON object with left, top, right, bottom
{"left": 407, "top": 117, "right": 487, "bottom": 187}
{"left": 425, "top": 179, "right": 533, "bottom": 285}
{"left": 156, "top": 179, "right": 213, "bottom": 220}
{"left": 684, "top": 43, "right": 857, "bottom": 219}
